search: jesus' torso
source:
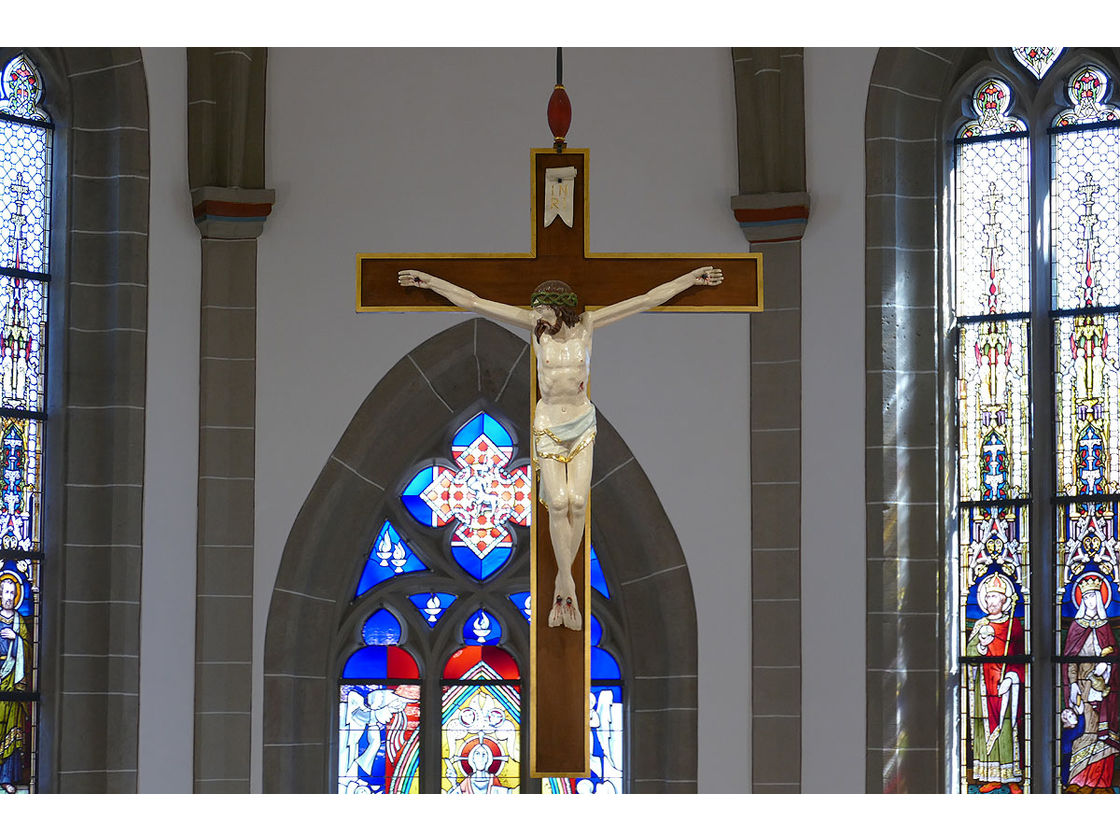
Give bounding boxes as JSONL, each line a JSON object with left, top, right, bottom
{"left": 532, "top": 315, "right": 592, "bottom": 431}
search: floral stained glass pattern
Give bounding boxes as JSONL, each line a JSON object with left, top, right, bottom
{"left": 1012, "top": 48, "right": 1063, "bottom": 80}
{"left": 402, "top": 412, "right": 531, "bottom": 580}
{"left": 1054, "top": 67, "right": 1119, "bottom": 129}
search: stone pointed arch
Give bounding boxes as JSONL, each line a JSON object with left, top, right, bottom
{"left": 263, "top": 318, "right": 698, "bottom": 792}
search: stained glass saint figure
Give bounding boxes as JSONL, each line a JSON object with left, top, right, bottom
{"left": 966, "top": 572, "right": 1026, "bottom": 792}
{"left": 1060, "top": 574, "right": 1119, "bottom": 792}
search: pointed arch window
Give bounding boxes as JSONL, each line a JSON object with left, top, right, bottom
{"left": 953, "top": 52, "right": 1120, "bottom": 794}
{"left": 335, "top": 409, "right": 628, "bottom": 794}
{"left": 0, "top": 52, "right": 51, "bottom": 796}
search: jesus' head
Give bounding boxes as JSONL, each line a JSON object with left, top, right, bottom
{"left": 531, "top": 281, "right": 580, "bottom": 339}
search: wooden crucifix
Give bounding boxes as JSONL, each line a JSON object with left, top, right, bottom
{"left": 357, "top": 147, "right": 761, "bottom": 778}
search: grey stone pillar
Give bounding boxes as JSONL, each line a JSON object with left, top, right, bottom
{"left": 51, "top": 46, "right": 150, "bottom": 794}
{"left": 730, "top": 47, "right": 807, "bottom": 793}
{"left": 187, "top": 47, "right": 273, "bottom": 793}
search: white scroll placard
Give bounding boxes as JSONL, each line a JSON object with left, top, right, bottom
{"left": 544, "top": 166, "right": 577, "bottom": 229}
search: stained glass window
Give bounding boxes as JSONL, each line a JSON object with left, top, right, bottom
{"left": 401, "top": 412, "right": 531, "bottom": 580}
{"left": 338, "top": 612, "right": 422, "bottom": 795}
{"left": 953, "top": 55, "right": 1120, "bottom": 794}
{"left": 441, "top": 645, "right": 521, "bottom": 794}
{"left": 0, "top": 53, "right": 49, "bottom": 796}
{"left": 1013, "top": 48, "right": 1063, "bottom": 80}
{"left": 338, "top": 409, "right": 628, "bottom": 793}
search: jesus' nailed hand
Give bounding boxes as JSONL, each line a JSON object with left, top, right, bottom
{"left": 398, "top": 266, "right": 723, "bottom": 631}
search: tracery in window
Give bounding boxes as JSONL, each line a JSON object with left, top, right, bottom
{"left": 0, "top": 52, "right": 49, "bottom": 796}
{"left": 1013, "top": 48, "right": 1064, "bottom": 80}
{"left": 953, "top": 55, "right": 1120, "bottom": 795}
{"left": 336, "top": 409, "right": 627, "bottom": 794}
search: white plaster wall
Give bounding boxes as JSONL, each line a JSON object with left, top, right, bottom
{"left": 255, "top": 48, "right": 750, "bottom": 793}
{"left": 800, "top": 46, "right": 876, "bottom": 792}
{"left": 138, "top": 47, "right": 200, "bottom": 792}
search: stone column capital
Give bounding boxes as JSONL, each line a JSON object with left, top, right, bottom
{"left": 731, "top": 190, "right": 810, "bottom": 244}
{"left": 191, "top": 185, "right": 276, "bottom": 239}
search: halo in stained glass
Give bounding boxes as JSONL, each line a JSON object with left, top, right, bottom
{"left": 442, "top": 646, "right": 519, "bottom": 680}
{"left": 508, "top": 592, "right": 531, "bottom": 622}
{"left": 338, "top": 683, "right": 422, "bottom": 794}
{"left": 355, "top": 521, "right": 428, "bottom": 599}
{"left": 1012, "top": 48, "right": 1062, "bottom": 80}
{"left": 400, "top": 411, "right": 530, "bottom": 581}
{"left": 1054, "top": 66, "right": 1118, "bottom": 128}
{"left": 408, "top": 592, "right": 456, "bottom": 626}
{"left": 361, "top": 609, "right": 402, "bottom": 646}
{"left": 440, "top": 680, "right": 521, "bottom": 794}
{"left": 462, "top": 609, "right": 501, "bottom": 645}
{"left": 342, "top": 645, "right": 420, "bottom": 680}
{"left": 958, "top": 78, "right": 1027, "bottom": 139}
{"left": 0, "top": 56, "right": 47, "bottom": 122}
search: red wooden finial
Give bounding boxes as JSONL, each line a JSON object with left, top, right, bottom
{"left": 547, "top": 48, "right": 571, "bottom": 152}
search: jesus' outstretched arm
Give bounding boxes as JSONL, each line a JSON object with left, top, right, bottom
{"left": 398, "top": 269, "right": 533, "bottom": 331}
{"left": 588, "top": 266, "right": 723, "bottom": 328}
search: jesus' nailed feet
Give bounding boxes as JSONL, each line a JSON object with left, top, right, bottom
{"left": 548, "top": 570, "right": 581, "bottom": 630}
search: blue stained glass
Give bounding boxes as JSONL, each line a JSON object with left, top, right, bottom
{"left": 589, "top": 614, "right": 602, "bottom": 646}
{"left": 590, "top": 647, "right": 620, "bottom": 680}
{"left": 589, "top": 544, "right": 610, "bottom": 598}
{"left": 452, "top": 412, "right": 513, "bottom": 450}
{"left": 462, "top": 609, "right": 501, "bottom": 646}
{"left": 508, "top": 591, "right": 531, "bottom": 622}
{"left": 343, "top": 645, "right": 419, "bottom": 680}
{"left": 451, "top": 544, "right": 511, "bottom": 581}
{"left": 408, "top": 592, "right": 456, "bottom": 626}
{"left": 400, "top": 411, "right": 530, "bottom": 582}
{"left": 402, "top": 467, "right": 445, "bottom": 526}
{"left": 362, "top": 609, "right": 402, "bottom": 646}
{"left": 355, "top": 521, "right": 428, "bottom": 599}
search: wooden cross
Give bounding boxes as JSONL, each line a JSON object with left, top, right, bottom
{"left": 357, "top": 148, "right": 761, "bottom": 779}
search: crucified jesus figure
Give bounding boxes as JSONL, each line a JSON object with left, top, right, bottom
{"left": 398, "top": 266, "right": 723, "bottom": 630}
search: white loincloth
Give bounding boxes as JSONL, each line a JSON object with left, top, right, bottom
{"left": 533, "top": 405, "right": 597, "bottom": 464}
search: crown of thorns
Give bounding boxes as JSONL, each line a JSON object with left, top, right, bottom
{"left": 530, "top": 289, "right": 579, "bottom": 309}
